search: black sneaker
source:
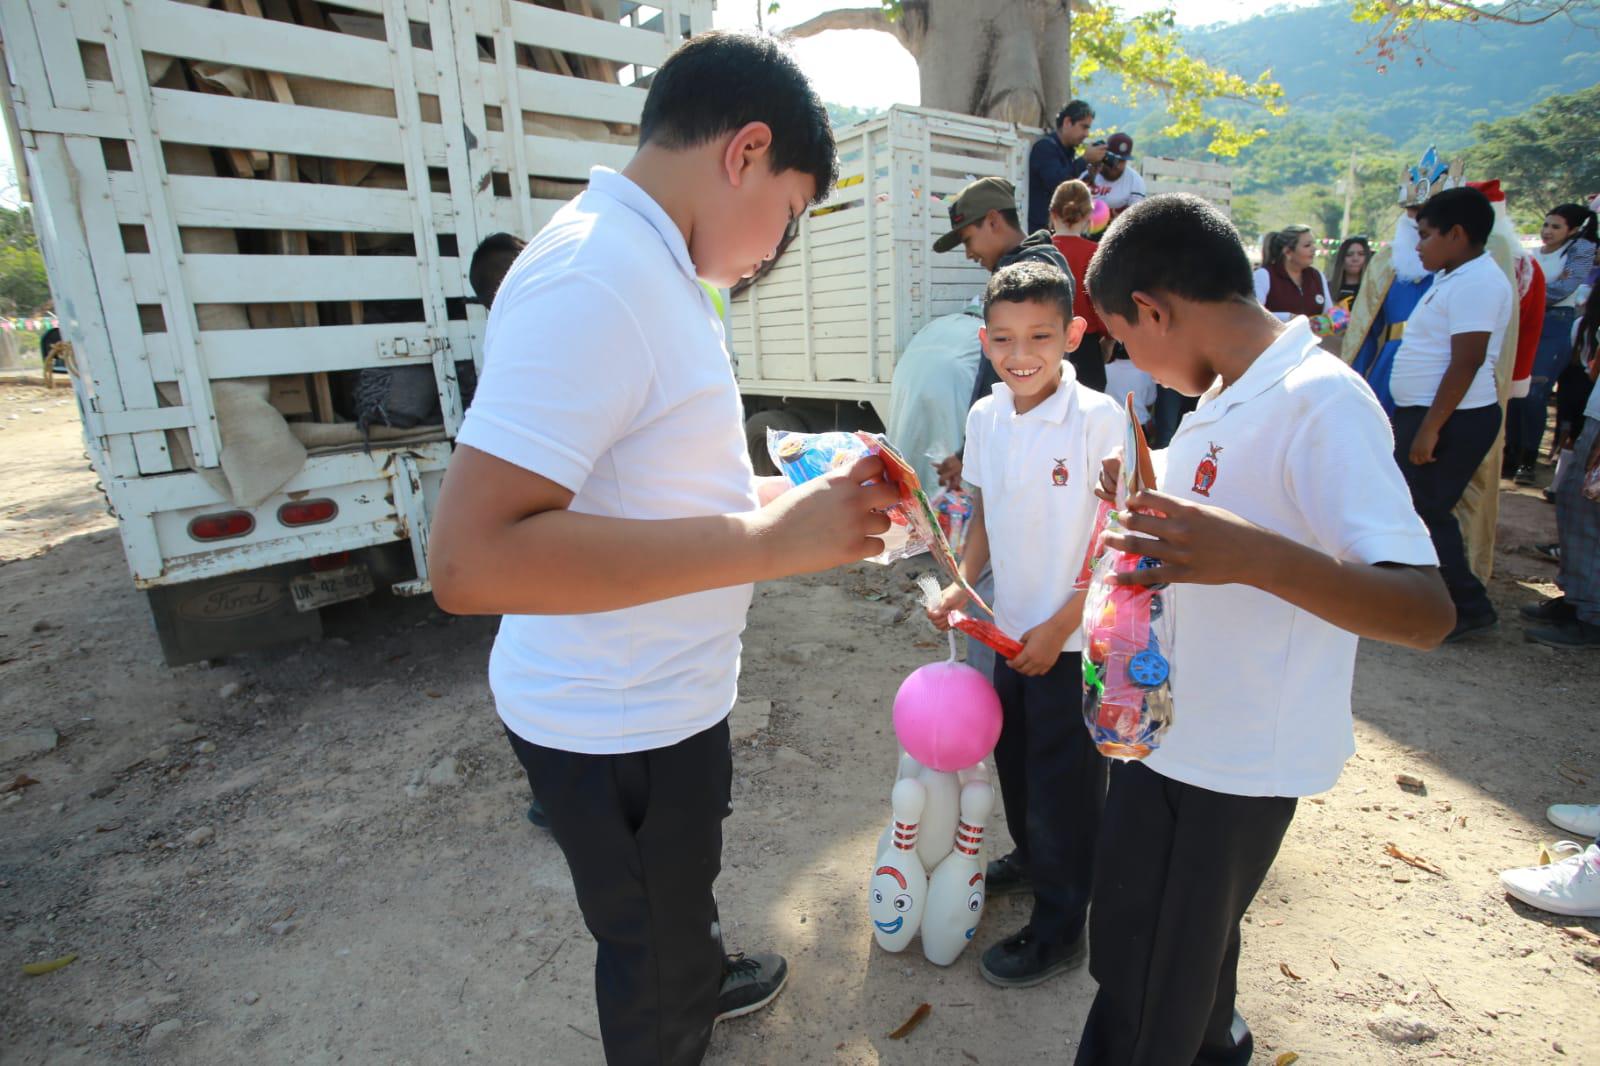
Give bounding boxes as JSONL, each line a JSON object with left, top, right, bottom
{"left": 979, "top": 926, "right": 1086, "bottom": 988}
{"left": 1525, "top": 620, "right": 1600, "bottom": 650}
{"left": 526, "top": 798, "right": 550, "bottom": 829}
{"left": 1514, "top": 464, "right": 1537, "bottom": 486}
{"left": 984, "top": 851, "right": 1032, "bottom": 898}
{"left": 1520, "top": 596, "right": 1576, "bottom": 623}
{"left": 715, "top": 951, "right": 788, "bottom": 1024}
{"left": 1444, "top": 608, "right": 1498, "bottom": 643}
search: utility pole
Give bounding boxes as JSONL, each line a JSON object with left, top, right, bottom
{"left": 1339, "top": 146, "right": 1357, "bottom": 238}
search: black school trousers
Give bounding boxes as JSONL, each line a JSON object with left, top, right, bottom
{"left": 504, "top": 717, "right": 732, "bottom": 1066}
{"left": 991, "top": 652, "right": 1106, "bottom": 945}
{"left": 1075, "top": 761, "right": 1297, "bottom": 1066}
{"left": 1392, "top": 403, "right": 1501, "bottom": 619}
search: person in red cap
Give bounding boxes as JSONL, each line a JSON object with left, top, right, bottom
{"left": 1088, "top": 133, "right": 1146, "bottom": 219}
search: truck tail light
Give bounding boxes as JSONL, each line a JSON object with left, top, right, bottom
{"left": 278, "top": 499, "right": 338, "bottom": 527}
{"left": 188, "top": 511, "right": 254, "bottom": 541}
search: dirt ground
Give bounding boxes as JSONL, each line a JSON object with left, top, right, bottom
{"left": 2, "top": 379, "right": 1597, "bottom": 1065}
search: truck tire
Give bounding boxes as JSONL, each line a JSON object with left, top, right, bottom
{"left": 744, "top": 408, "right": 808, "bottom": 476}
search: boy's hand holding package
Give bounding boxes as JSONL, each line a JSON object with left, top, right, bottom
{"left": 760, "top": 453, "right": 901, "bottom": 572}
{"left": 925, "top": 582, "right": 971, "bottom": 631}
{"left": 1008, "top": 613, "right": 1079, "bottom": 677}
{"left": 1104, "top": 490, "right": 1264, "bottom": 589}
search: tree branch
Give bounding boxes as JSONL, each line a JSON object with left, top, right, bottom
{"left": 783, "top": 7, "right": 910, "bottom": 48}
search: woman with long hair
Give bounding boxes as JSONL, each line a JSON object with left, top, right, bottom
{"left": 1327, "top": 235, "right": 1372, "bottom": 307}
{"left": 1048, "top": 178, "right": 1108, "bottom": 392}
{"left": 1505, "top": 202, "right": 1599, "bottom": 484}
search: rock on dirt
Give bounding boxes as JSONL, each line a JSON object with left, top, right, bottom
{"left": 145, "top": 1019, "right": 182, "bottom": 1047}
{"left": 0, "top": 728, "right": 58, "bottom": 762}
{"left": 424, "top": 755, "right": 461, "bottom": 787}
{"left": 184, "top": 826, "right": 215, "bottom": 847}
{"left": 1367, "top": 1007, "right": 1438, "bottom": 1044}
{"left": 218, "top": 682, "right": 242, "bottom": 699}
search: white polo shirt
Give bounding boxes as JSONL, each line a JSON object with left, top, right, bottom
{"left": 963, "top": 369, "right": 1125, "bottom": 650}
{"left": 1143, "top": 320, "right": 1437, "bottom": 797}
{"left": 457, "top": 167, "right": 759, "bottom": 755}
{"left": 1388, "top": 251, "right": 1511, "bottom": 410}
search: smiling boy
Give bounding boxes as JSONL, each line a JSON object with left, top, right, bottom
{"left": 428, "top": 32, "right": 900, "bottom": 1066}
{"left": 929, "top": 261, "right": 1124, "bottom": 987}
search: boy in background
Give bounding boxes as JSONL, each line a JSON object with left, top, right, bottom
{"left": 929, "top": 261, "right": 1124, "bottom": 987}
{"left": 1076, "top": 194, "right": 1454, "bottom": 1064}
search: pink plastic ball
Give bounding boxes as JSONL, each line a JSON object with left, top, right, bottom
{"left": 892, "top": 662, "right": 1003, "bottom": 772}
{"left": 1089, "top": 199, "right": 1112, "bottom": 234}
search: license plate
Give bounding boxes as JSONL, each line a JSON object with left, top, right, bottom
{"left": 289, "top": 565, "right": 374, "bottom": 612}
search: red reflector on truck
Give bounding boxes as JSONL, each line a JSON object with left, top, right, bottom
{"left": 188, "top": 511, "right": 254, "bottom": 541}
{"left": 278, "top": 499, "right": 338, "bottom": 526}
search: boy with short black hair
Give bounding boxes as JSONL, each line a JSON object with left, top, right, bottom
{"left": 1075, "top": 194, "right": 1455, "bottom": 1064}
{"left": 429, "top": 31, "right": 898, "bottom": 1066}
{"left": 928, "top": 261, "right": 1124, "bottom": 988}
{"left": 1393, "top": 185, "right": 1514, "bottom": 641}
{"left": 468, "top": 231, "right": 526, "bottom": 307}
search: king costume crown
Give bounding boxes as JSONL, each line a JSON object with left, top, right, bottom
{"left": 1398, "top": 146, "right": 1465, "bottom": 207}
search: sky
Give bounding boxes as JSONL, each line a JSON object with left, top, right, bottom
{"left": 0, "top": 1, "right": 1305, "bottom": 208}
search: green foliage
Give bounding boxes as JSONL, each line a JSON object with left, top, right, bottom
{"left": 1466, "top": 83, "right": 1600, "bottom": 227}
{"left": 1071, "top": 6, "right": 1286, "bottom": 156}
{"left": 825, "top": 102, "right": 885, "bottom": 129}
{"left": 0, "top": 206, "right": 49, "bottom": 315}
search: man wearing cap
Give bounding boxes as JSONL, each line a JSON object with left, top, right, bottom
{"left": 1028, "top": 100, "right": 1106, "bottom": 233}
{"left": 1089, "top": 133, "right": 1146, "bottom": 218}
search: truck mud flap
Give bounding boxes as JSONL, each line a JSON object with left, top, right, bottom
{"left": 146, "top": 562, "right": 321, "bottom": 666}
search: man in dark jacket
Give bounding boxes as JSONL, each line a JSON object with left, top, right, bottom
{"left": 1027, "top": 100, "right": 1105, "bottom": 233}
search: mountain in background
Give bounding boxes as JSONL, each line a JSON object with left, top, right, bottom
{"left": 1104, "top": 0, "right": 1599, "bottom": 158}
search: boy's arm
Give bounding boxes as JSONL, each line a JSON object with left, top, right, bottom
{"left": 429, "top": 446, "right": 898, "bottom": 615}
{"left": 1408, "top": 331, "right": 1491, "bottom": 464}
{"left": 1105, "top": 492, "right": 1453, "bottom": 649}
{"left": 1006, "top": 588, "right": 1086, "bottom": 676}
{"left": 956, "top": 490, "right": 991, "bottom": 589}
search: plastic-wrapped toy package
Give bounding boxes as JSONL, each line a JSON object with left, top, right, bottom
{"left": 930, "top": 489, "right": 974, "bottom": 559}
{"left": 769, "top": 429, "right": 916, "bottom": 563}
{"left": 1076, "top": 394, "right": 1176, "bottom": 761}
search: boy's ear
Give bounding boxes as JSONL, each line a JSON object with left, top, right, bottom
{"left": 978, "top": 324, "right": 990, "bottom": 353}
{"left": 722, "top": 121, "right": 775, "bottom": 188}
{"left": 1066, "top": 315, "right": 1088, "bottom": 352}
{"left": 1129, "top": 291, "right": 1167, "bottom": 331}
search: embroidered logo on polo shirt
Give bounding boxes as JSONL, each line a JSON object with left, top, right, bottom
{"left": 1051, "top": 459, "right": 1070, "bottom": 486}
{"left": 1192, "top": 443, "right": 1223, "bottom": 497}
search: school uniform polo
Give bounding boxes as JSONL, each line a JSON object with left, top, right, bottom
{"left": 962, "top": 368, "right": 1125, "bottom": 648}
{"left": 1389, "top": 250, "right": 1512, "bottom": 410}
{"left": 1144, "top": 319, "right": 1437, "bottom": 798}
{"left": 458, "top": 166, "right": 759, "bottom": 756}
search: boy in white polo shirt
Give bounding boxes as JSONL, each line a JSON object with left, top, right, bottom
{"left": 929, "top": 261, "right": 1125, "bottom": 987}
{"left": 428, "top": 32, "right": 899, "bottom": 1066}
{"left": 1390, "top": 185, "right": 1515, "bottom": 640}
{"left": 1075, "top": 194, "right": 1455, "bottom": 1065}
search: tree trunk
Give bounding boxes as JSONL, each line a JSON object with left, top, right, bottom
{"left": 786, "top": 0, "right": 1072, "bottom": 127}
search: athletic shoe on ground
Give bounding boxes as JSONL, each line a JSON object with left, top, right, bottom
{"left": 1520, "top": 596, "right": 1576, "bottom": 623}
{"left": 978, "top": 925, "right": 1086, "bottom": 988}
{"left": 1514, "top": 464, "right": 1537, "bottom": 486}
{"left": 1500, "top": 843, "right": 1600, "bottom": 917}
{"left": 1444, "top": 608, "right": 1498, "bottom": 643}
{"left": 1549, "top": 804, "right": 1600, "bottom": 839}
{"left": 983, "top": 850, "right": 1032, "bottom": 897}
{"left": 1532, "top": 541, "right": 1560, "bottom": 562}
{"left": 715, "top": 952, "right": 788, "bottom": 1024}
{"left": 1524, "top": 620, "right": 1600, "bottom": 649}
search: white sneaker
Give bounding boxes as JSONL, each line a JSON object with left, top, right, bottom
{"left": 1500, "top": 842, "right": 1600, "bottom": 917}
{"left": 1547, "top": 803, "right": 1600, "bottom": 839}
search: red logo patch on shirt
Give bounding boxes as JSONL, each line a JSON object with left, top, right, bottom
{"left": 1192, "top": 443, "right": 1223, "bottom": 497}
{"left": 1051, "top": 459, "right": 1070, "bottom": 486}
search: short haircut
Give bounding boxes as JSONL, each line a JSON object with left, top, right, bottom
{"left": 469, "top": 232, "right": 525, "bottom": 305}
{"left": 1056, "top": 100, "right": 1094, "bottom": 127}
{"left": 1085, "top": 193, "right": 1253, "bottom": 321}
{"left": 982, "top": 261, "right": 1075, "bottom": 326}
{"left": 638, "top": 31, "right": 837, "bottom": 204}
{"left": 1416, "top": 187, "right": 1494, "bottom": 247}
{"left": 998, "top": 207, "right": 1023, "bottom": 234}
{"left": 1050, "top": 179, "right": 1093, "bottom": 226}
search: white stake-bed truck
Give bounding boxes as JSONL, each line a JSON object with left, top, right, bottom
{"left": 1, "top": 0, "right": 711, "bottom": 662}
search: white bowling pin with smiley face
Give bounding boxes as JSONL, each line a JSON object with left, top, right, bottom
{"left": 921, "top": 778, "right": 994, "bottom": 966}
{"left": 869, "top": 777, "right": 927, "bottom": 952}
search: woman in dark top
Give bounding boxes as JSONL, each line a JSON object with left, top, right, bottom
{"left": 1327, "top": 235, "right": 1372, "bottom": 308}
{"left": 1253, "top": 224, "right": 1333, "bottom": 320}
{"left": 1048, "top": 178, "right": 1108, "bottom": 393}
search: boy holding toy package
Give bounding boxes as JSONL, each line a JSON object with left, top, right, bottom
{"left": 929, "top": 261, "right": 1125, "bottom": 987}
{"left": 428, "top": 32, "right": 900, "bottom": 1066}
{"left": 1074, "top": 194, "right": 1454, "bottom": 1065}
